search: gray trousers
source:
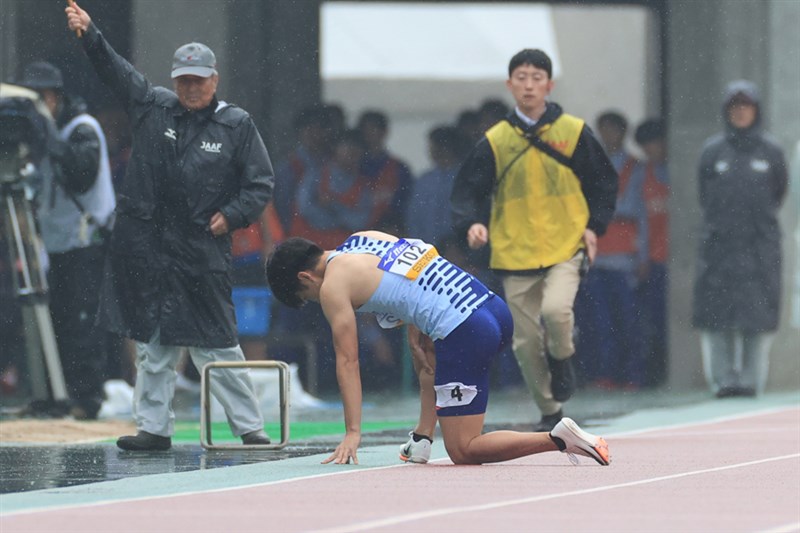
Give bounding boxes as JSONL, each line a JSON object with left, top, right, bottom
{"left": 700, "top": 329, "right": 774, "bottom": 395}
{"left": 133, "top": 328, "right": 264, "bottom": 437}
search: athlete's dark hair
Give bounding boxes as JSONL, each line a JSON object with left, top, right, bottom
{"left": 266, "top": 237, "right": 325, "bottom": 308}
{"left": 508, "top": 49, "right": 552, "bottom": 79}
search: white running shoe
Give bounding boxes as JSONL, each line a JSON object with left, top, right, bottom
{"left": 550, "top": 417, "right": 611, "bottom": 466}
{"left": 399, "top": 431, "right": 432, "bottom": 464}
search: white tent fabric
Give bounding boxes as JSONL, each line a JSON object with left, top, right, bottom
{"left": 321, "top": 2, "right": 561, "bottom": 81}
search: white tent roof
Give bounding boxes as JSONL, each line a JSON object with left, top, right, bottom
{"left": 321, "top": 2, "right": 561, "bottom": 80}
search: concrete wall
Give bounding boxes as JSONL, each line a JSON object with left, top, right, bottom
{"left": 324, "top": 5, "right": 657, "bottom": 174}
{"left": 666, "top": 0, "right": 800, "bottom": 390}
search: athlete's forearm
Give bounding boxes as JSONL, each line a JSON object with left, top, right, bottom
{"left": 336, "top": 354, "right": 363, "bottom": 434}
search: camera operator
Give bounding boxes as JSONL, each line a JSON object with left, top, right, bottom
{"left": 18, "top": 62, "right": 115, "bottom": 419}
{"left": 0, "top": 84, "right": 47, "bottom": 397}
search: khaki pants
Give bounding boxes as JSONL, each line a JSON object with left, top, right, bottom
{"left": 502, "top": 252, "right": 583, "bottom": 416}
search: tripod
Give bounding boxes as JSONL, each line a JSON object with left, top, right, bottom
{"left": 1, "top": 154, "right": 68, "bottom": 403}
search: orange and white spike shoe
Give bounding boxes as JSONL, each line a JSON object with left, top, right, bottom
{"left": 550, "top": 417, "right": 611, "bottom": 466}
{"left": 399, "top": 431, "right": 432, "bottom": 464}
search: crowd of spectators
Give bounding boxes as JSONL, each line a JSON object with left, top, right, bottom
{"left": 0, "top": 84, "right": 679, "bottom": 402}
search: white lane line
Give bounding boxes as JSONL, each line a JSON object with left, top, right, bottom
{"left": 607, "top": 405, "right": 800, "bottom": 438}
{"left": 759, "top": 522, "right": 800, "bottom": 533}
{"left": 624, "top": 427, "right": 794, "bottom": 439}
{"left": 313, "top": 453, "right": 800, "bottom": 533}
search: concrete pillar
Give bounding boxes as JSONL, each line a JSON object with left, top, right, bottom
{"left": 225, "top": 0, "right": 322, "bottom": 162}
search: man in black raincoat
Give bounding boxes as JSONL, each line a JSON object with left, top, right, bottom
{"left": 692, "top": 80, "right": 788, "bottom": 398}
{"left": 66, "top": 3, "right": 275, "bottom": 449}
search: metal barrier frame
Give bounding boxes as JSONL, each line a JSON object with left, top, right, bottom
{"left": 200, "top": 360, "right": 290, "bottom": 450}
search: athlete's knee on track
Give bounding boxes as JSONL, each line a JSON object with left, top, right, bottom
{"left": 445, "top": 447, "right": 480, "bottom": 465}
{"left": 444, "top": 439, "right": 482, "bottom": 465}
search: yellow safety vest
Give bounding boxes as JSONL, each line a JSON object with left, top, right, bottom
{"left": 485, "top": 115, "right": 588, "bottom": 270}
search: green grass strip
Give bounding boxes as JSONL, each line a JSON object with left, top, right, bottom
{"left": 171, "top": 420, "right": 415, "bottom": 443}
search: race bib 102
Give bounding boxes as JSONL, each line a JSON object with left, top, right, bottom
{"left": 378, "top": 238, "right": 439, "bottom": 280}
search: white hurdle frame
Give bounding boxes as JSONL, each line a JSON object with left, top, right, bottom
{"left": 200, "top": 360, "right": 290, "bottom": 450}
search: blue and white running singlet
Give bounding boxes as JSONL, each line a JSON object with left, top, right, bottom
{"left": 328, "top": 235, "right": 493, "bottom": 339}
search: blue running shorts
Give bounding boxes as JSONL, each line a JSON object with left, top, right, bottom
{"left": 433, "top": 295, "right": 513, "bottom": 417}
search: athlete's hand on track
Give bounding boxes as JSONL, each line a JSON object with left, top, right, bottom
{"left": 322, "top": 432, "right": 360, "bottom": 465}
{"left": 65, "top": 1, "right": 90, "bottom": 34}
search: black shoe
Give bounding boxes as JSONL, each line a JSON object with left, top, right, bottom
{"left": 717, "top": 386, "right": 756, "bottom": 398}
{"left": 547, "top": 354, "right": 576, "bottom": 402}
{"left": 241, "top": 430, "right": 271, "bottom": 445}
{"left": 117, "top": 431, "right": 172, "bottom": 451}
{"left": 533, "top": 410, "right": 563, "bottom": 432}
{"left": 19, "top": 399, "right": 72, "bottom": 419}
{"left": 715, "top": 386, "right": 737, "bottom": 398}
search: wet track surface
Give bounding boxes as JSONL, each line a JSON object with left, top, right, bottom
{"left": 6, "top": 388, "right": 793, "bottom": 495}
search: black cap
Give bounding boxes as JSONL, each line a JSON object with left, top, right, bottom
{"left": 19, "top": 62, "right": 64, "bottom": 91}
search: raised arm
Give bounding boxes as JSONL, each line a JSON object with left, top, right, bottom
{"left": 65, "top": 1, "right": 153, "bottom": 114}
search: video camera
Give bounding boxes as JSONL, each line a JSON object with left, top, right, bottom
{"left": 0, "top": 96, "right": 52, "bottom": 187}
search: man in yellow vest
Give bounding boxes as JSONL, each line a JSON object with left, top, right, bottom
{"left": 451, "top": 49, "right": 618, "bottom": 431}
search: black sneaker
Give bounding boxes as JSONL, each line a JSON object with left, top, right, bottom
{"left": 241, "top": 430, "right": 271, "bottom": 445}
{"left": 19, "top": 399, "right": 72, "bottom": 419}
{"left": 533, "top": 410, "right": 563, "bottom": 432}
{"left": 548, "top": 354, "right": 577, "bottom": 402}
{"left": 735, "top": 387, "right": 756, "bottom": 397}
{"left": 715, "top": 386, "right": 739, "bottom": 398}
{"left": 716, "top": 386, "right": 756, "bottom": 398}
{"left": 117, "top": 431, "right": 172, "bottom": 451}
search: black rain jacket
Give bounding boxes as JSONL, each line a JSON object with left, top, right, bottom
{"left": 692, "top": 80, "right": 788, "bottom": 332}
{"left": 82, "top": 23, "right": 274, "bottom": 347}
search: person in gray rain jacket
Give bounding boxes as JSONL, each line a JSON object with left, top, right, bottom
{"left": 66, "top": 2, "right": 274, "bottom": 450}
{"left": 692, "top": 80, "right": 788, "bottom": 398}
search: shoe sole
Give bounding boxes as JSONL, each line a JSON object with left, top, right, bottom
{"left": 116, "top": 436, "right": 172, "bottom": 452}
{"left": 399, "top": 453, "right": 429, "bottom": 464}
{"left": 560, "top": 418, "right": 611, "bottom": 466}
{"left": 399, "top": 445, "right": 429, "bottom": 464}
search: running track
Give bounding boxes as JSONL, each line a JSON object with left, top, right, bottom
{"left": 2, "top": 398, "right": 799, "bottom": 532}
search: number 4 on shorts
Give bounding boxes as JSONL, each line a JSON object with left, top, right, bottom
{"left": 434, "top": 382, "right": 478, "bottom": 408}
